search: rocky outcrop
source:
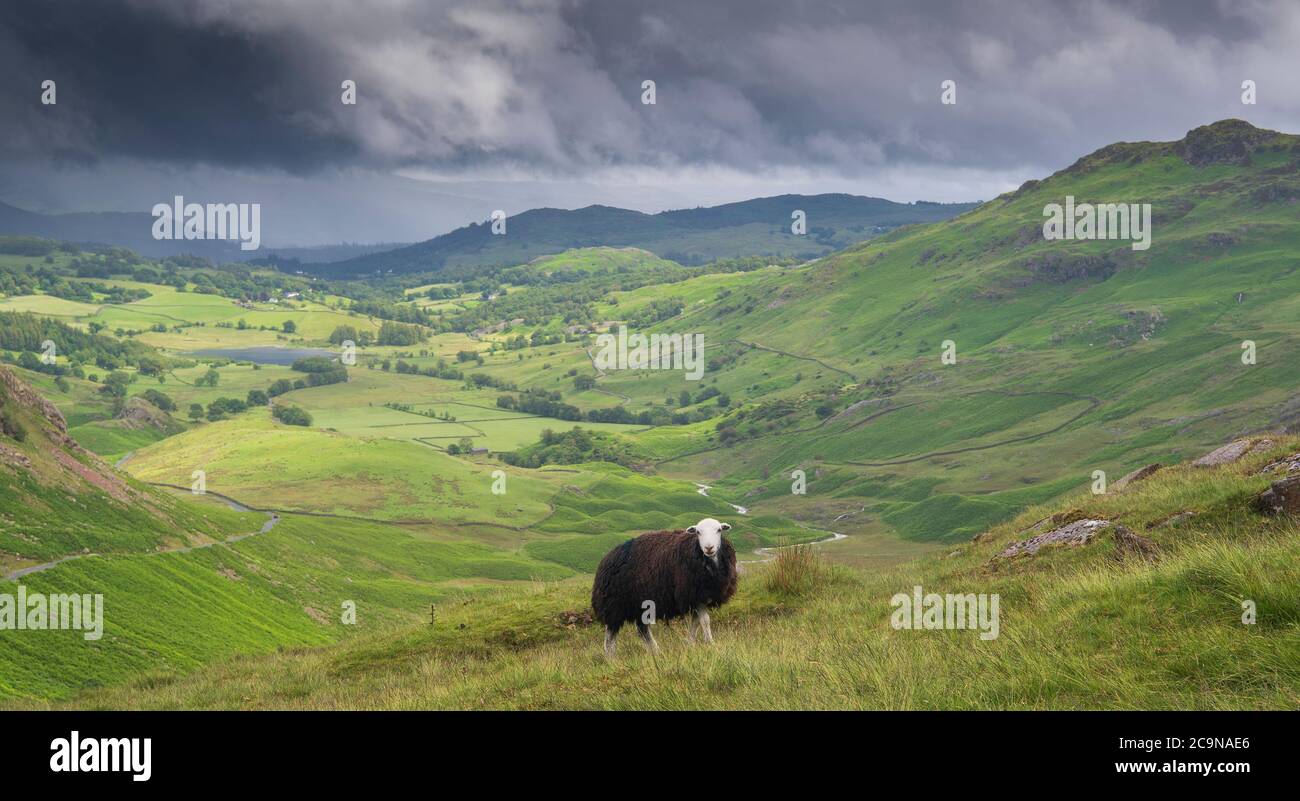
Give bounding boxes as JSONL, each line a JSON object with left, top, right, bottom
{"left": 1259, "top": 452, "right": 1300, "bottom": 476}
{"left": 996, "top": 518, "right": 1157, "bottom": 561}
{"left": 1113, "top": 463, "right": 1163, "bottom": 491}
{"left": 1192, "top": 437, "right": 1274, "bottom": 468}
{"left": 115, "top": 396, "right": 174, "bottom": 431}
{"left": 1252, "top": 476, "right": 1300, "bottom": 516}
{"left": 1012, "top": 252, "right": 1119, "bottom": 286}
{"left": 1175, "top": 119, "right": 1276, "bottom": 167}
{"left": 0, "top": 365, "right": 68, "bottom": 434}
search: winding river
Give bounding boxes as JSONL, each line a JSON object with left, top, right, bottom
{"left": 693, "top": 482, "right": 846, "bottom": 565}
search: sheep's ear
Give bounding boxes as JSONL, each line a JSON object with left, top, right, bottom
{"left": 720, "top": 523, "right": 731, "bottom": 531}
{"left": 686, "top": 526, "right": 698, "bottom": 535}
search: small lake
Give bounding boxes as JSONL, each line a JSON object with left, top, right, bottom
{"left": 187, "top": 347, "right": 337, "bottom": 365}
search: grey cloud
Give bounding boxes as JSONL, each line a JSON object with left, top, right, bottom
{"left": 2, "top": 0, "right": 1298, "bottom": 243}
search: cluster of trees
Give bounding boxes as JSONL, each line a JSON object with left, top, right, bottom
{"left": 500, "top": 427, "right": 641, "bottom": 469}
{"left": 626, "top": 297, "right": 685, "bottom": 328}
{"left": 376, "top": 320, "right": 427, "bottom": 346}
{"left": 497, "top": 389, "right": 582, "bottom": 421}
{"left": 202, "top": 396, "right": 251, "bottom": 421}
{"left": 495, "top": 390, "right": 699, "bottom": 427}
{"left": 328, "top": 325, "right": 374, "bottom": 347}
{"left": 290, "top": 356, "right": 348, "bottom": 387}
{"left": 182, "top": 388, "right": 272, "bottom": 423}
{"left": 0, "top": 312, "right": 160, "bottom": 376}
{"left": 348, "top": 300, "right": 434, "bottom": 328}
{"left": 272, "top": 405, "right": 312, "bottom": 426}
{"left": 467, "top": 372, "right": 515, "bottom": 391}
{"left": 391, "top": 359, "right": 464, "bottom": 381}
{"left": 140, "top": 388, "right": 176, "bottom": 412}
{"left": 444, "top": 437, "right": 478, "bottom": 455}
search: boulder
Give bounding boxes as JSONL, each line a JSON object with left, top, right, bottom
{"left": 997, "top": 518, "right": 1110, "bottom": 558}
{"left": 1192, "top": 437, "right": 1274, "bottom": 468}
{"left": 1252, "top": 476, "right": 1300, "bottom": 516}
{"left": 1112, "top": 463, "right": 1163, "bottom": 491}
{"left": 996, "top": 519, "right": 1157, "bottom": 561}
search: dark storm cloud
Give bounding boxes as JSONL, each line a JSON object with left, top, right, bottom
{"left": 4, "top": 0, "right": 1297, "bottom": 175}
{"left": 2, "top": 0, "right": 1298, "bottom": 243}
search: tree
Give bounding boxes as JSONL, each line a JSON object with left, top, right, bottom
{"left": 188, "top": 404, "right": 204, "bottom": 422}
{"left": 100, "top": 371, "right": 132, "bottom": 398}
{"left": 198, "top": 368, "right": 220, "bottom": 388}
{"left": 272, "top": 405, "right": 312, "bottom": 426}
{"left": 282, "top": 320, "right": 297, "bottom": 334}
{"left": 141, "top": 389, "right": 176, "bottom": 412}
{"left": 246, "top": 389, "right": 269, "bottom": 406}
{"left": 329, "top": 324, "right": 359, "bottom": 345}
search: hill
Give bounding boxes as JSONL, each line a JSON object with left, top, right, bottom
{"left": 0, "top": 200, "right": 404, "bottom": 263}
{"left": 24, "top": 435, "right": 1299, "bottom": 709}
{"left": 0, "top": 365, "right": 259, "bottom": 575}
{"left": 613, "top": 119, "right": 1300, "bottom": 543}
{"left": 318, "top": 194, "right": 979, "bottom": 278}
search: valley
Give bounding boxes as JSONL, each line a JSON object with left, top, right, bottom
{"left": 1, "top": 121, "right": 1298, "bottom": 708}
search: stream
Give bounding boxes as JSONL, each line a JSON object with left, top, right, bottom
{"left": 694, "top": 482, "right": 846, "bottom": 565}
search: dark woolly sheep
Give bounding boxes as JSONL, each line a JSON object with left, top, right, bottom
{"left": 591, "top": 518, "right": 738, "bottom": 656}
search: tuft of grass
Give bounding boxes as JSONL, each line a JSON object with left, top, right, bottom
{"left": 762, "top": 545, "right": 826, "bottom": 596}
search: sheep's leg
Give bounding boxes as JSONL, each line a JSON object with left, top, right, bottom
{"left": 685, "top": 610, "right": 698, "bottom": 644}
{"left": 603, "top": 626, "right": 617, "bottom": 658}
{"left": 636, "top": 622, "right": 660, "bottom": 654}
{"left": 697, "top": 606, "right": 714, "bottom": 644}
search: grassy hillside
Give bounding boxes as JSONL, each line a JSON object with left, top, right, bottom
{"left": 0, "top": 366, "right": 258, "bottom": 573}
{"left": 25, "top": 436, "right": 1298, "bottom": 710}
{"left": 622, "top": 120, "right": 1300, "bottom": 543}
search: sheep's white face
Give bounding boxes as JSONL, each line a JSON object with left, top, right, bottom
{"left": 687, "top": 518, "right": 730, "bottom": 561}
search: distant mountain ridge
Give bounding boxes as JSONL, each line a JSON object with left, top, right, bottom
{"left": 317, "top": 193, "right": 980, "bottom": 278}
{"left": 0, "top": 200, "right": 405, "bottom": 264}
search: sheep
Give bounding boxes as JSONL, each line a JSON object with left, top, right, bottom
{"left": 591, "top": 518, "right": 738, "bottom": 657}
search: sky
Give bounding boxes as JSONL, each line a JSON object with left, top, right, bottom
{"left": 2, "top": 0, "right": 1298, "bottom": 246}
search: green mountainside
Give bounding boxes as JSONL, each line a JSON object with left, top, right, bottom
{"left": 0, "top": 119, "right": 1297, "bottom": 708}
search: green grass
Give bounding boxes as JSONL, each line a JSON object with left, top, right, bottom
{"left": 27, "top": 437, "right": 1298, "bottom": 710}
{"left": 0, "top": 510, "right": 573, "bottom": 702}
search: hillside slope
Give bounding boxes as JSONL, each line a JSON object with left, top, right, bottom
{"left": 0, "top": 365, "right": 258, "bottom": 575}
{"left": 29, "top": 436, "right": 1299, "bottom": 710}
{"left": 638, "top": 119, "right": 1300, "bottom": 542}
{"left": 320, "top": 194, "right": 978, "bottom": 278}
